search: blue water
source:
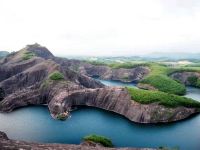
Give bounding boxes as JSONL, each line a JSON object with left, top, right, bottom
{"left": 95, "top": 78, "right": 137, "bottom": 88}
{"left": 185, "top": 86, "right": 200, "bottom": 101}
{"left": 0, "top": 79, "right": 200, "bottom": 150}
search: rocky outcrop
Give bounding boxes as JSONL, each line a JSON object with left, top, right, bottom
{"left": 0, "top": 131, "right": 155, "bottom": 150}
{"left": 0, "top": 44, "right": 199, "bottom": 124}
{"left": 48, "top": 86, "right": 199, "bottom": 123}
{"left": 54, "top": 58, "right": 150, "bottom": 82}
{"left": 0, "top": 44, "right": 104, "bottom": 113}
{"left": 25, "top": 43, "right": 54, "bottom": 59}
{"left": 171, "top": 71, "right": 200, "bottom": 85}
{"left": 78, "top": 64, "right": 150, "bottom": 82}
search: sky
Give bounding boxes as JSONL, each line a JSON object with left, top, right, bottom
{"left": 1, "top": 0, "right": 200, "bottom": 56}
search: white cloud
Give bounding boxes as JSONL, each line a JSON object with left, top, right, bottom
{"left": 0, "top": 0, "right": 200, "bottom": 56}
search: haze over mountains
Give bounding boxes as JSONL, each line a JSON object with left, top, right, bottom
{"left": 142, "top": 52, "right": 200, "bottom": 60}
{"left": 2, "top": 49, "right": 200, "bottom": 61}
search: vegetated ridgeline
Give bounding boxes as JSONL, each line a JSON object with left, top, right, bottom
{"left": 68, "top": 60, "right": 196, "bottom": 96}
{"left": 66, "top": 60, "right": 151, "bottom": 83}
{"left": 0, "top": 43, "right": 199, "bottom": 125}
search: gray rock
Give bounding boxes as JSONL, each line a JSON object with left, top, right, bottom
{"left": 0, "top": 131, "right": 156, "bottom": 150}
{"left": 0, "top": 44, "right": 199, "bottom": 124}
{"left": 171, "top": 71, "right": 200, "bottom": 85}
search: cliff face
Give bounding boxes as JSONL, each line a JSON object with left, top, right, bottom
{"left": 0, "top": 44, "right": 103, "bottom": 112}
{"left": 54, "top": 58, "right": 150, "bottom": 82}
{"left": 0, "top": 131, "right": 155, "bottom": 150}
{"left": 83, "top": 66, "right": 150, "bottom": 82}
{"left": 171, "top": 71, "right": 200, "bottom": 85}
{"left": 48, "top": 87, "right": 198, "bottom": 123}
{"left": 0, "top": 44, "right": 199, "bottom": 124}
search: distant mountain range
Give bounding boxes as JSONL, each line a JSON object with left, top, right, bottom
{"left": 142, "top": 52, "right": 200, "bottom": 60}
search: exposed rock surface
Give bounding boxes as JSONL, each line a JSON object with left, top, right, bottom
{"left": 0, "top": 44, "right": 103, "bottom": 112}
{"left": 54, "top": 58, "right": 150, "bottom": 82}
{"left": 0, "top": 131, "right": 155, "bottom": 150}
{"left": 171, "top": 71, "right": 200, "bottom": 85}
{"left": 0, "top": 44, "right": 199, "bottom": 124}
{"left": 49, "top": 87, "right": 199, "bottom": 123}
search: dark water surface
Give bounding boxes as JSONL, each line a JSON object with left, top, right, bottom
{"left": 0, "top": 80, "right": 200, "bottom": 150}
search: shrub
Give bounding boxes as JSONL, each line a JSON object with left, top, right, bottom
{"left": 187, "top": 76, "right": 198, "bottom": 86}
{"left": 57, "top": 113, "right": 67, "bottom": 121}
{"left": 49, "top": 71, "right": 64, "bottom": 80}
{"left": 83, "top": 134, "right": 113, "bottom": 147}
{"left": 196, "top": 79, "right": 200, "bottom": 87}
{"left": 127, "top": 87, "right": 200, "bottom": 108}
{"left": 23, "top": 51, "right": 35, "bottom": 60}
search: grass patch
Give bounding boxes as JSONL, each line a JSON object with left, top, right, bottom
{"left": 22, "top": 51, "right": 35, "bottom": 60}
{"left": 49, "top": 71, "right": 64, "bottom": 80}
{"left": 87, "top": 60, "right": 200, "bottom": 94}
{"left": 188, "top": 76, "right": 198, "bottom": 86}
{"left": 83, "top": 134, "right": 113, "bottom": 147}
{"left": 127, "top": 87, "right": 200, "bottom": 108}
{"left": 141, "top": 75, "right": 186, "bottom": 95}
{"left": 141, "top": 63, "right": 186, "bottom": 95}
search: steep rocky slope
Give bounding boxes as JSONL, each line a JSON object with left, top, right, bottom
{"left": 54, "top": 58, "right": 150, "bottom": 82}
{"left": 0, "top": 44, "right": 199, "bottom": 124}
{"left": 171, "top": 71, "right": 200, "bottom": 85}
{"left": 49, "top": 86, "right": 198, "bottom": 123}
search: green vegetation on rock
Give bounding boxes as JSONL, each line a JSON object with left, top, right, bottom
{"left": 188, "top": 76, "right": 198, "bottom": 86}
{"left": 49, "top": 71, "right": 64, "bottom": 80}
{"left": 86, "top": 60, "right": 149, "bottom": 69}
{"left": 108, "top": 62, "right": 149, "bottom": 69}
{"left": 56, "top": 113, "right": 67, "bottom": 121}
{"left": 141, "top": 75, "right": 186, "bottom": 95}
{"left": 83, "top": 134, "right": 113, "bottom": 147}
{"left": 127, "top": 87, "right": 200, "bottom": 108}
{"left": 196, "top": 79, "right": 200, "bottom": 87}
{"left": 22, "top": 51, "right": 35, "bottom": 60}
{"left": 140, "top": 63, "right": 186, "bottom": 95}
{"left": 87, "top": 60, "right": 200, "bottom": 94}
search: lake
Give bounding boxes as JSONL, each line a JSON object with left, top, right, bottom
{"left": 0, "top": 79, "right": 200, "bottom": 150}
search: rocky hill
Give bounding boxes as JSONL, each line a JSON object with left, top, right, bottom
{"left": 55, "top": 58, "right": 150, "bottom": 82}
{"left": 0, "top": 44, "right": 199, "bottom": 124}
